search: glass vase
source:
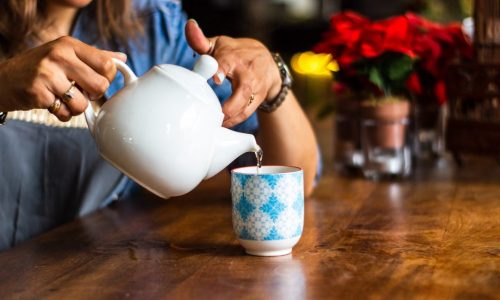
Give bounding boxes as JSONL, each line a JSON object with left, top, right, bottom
{"left": 361, "top": 100, "right": 412, "bottom": 179}
{"left": 333, "top": 97, "right": 363, "bottom": 173}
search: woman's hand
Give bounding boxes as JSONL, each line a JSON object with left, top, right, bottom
{"left": 185, "top": 20, "right": 282, "bottom": 128}
{"left": 0, "top": 36, "right": 126, "bottom": 121}
{"left": 186, "top": 20, "right": 319, "bottom": 196}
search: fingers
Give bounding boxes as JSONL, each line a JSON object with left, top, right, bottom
{"left": 61, "top": 55, "right": 111, "bottom": 100}
{"left": 223, "top": 91, "right": 263, "bottom": 128}
{"left": 45, "top": 73, "right": 88, "bottom": 121}
{"left": 45, "top": 96, "right": 72, "bottom": 122}
{"left": 46, "top": 36, "right": 124, "bottom": 101}
{"left": 222, "top": 77, "right": 264, "bottom": 128}
{"left": 69, "top": 38, "right": 119, "bottom": 83}
{"left": 56, "top": 79, "right": 88, "bottom": 116}
{"left": 185, "top": 19, "right": 216, "bottom": 55}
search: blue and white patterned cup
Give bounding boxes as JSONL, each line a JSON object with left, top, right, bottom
{"left": 231, "top": 166, "right": 304, "bottom": 256}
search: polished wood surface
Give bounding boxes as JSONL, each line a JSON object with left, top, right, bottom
{"left": 0, "top": 158, "right": 500, "bottom": 299}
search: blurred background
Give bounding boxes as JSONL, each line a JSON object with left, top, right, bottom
{"left": 183, "top": 0, "right": 471, "bottom": 56}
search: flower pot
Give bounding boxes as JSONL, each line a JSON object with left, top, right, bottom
{"left": 333, "top": 96, "right": 363, "bottom": 171}
{"left": 360, "top": 100, "right": 412, "bottom": 179}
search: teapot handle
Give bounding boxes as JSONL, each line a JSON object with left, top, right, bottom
{"left": 84, "top": 58, "right": 138, "bottom": 136}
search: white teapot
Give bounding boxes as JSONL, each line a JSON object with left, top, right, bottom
{"left": 84, "top": 55, "right": 259, "bottom": 198}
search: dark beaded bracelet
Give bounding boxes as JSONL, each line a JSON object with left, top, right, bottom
{"left": 258, "top": 53, "right": 293, "bottom": 113}
{"left": 0, "top": 112, "right": 7, "bottom": 125}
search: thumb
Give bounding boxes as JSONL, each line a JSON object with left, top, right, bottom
{"left": 185, "top": 19, "right": 212, "bottom": 54}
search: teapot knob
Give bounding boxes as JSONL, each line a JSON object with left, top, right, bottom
{"left": 193, "top": 55, "right": 218, "bottom": 80}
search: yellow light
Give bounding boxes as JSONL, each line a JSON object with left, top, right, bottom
{"left": 327, "top": 60, "right": 339, "bottom": 72}
{"left": 291, "top": 51, "right": 336, "bottom": 77}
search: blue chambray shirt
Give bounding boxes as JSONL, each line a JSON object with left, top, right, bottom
{"left": 73, "top": 0, "right": 321, "bottom": 202}
{"left": 72, "top": 0, "right": 258, "bottom": 202}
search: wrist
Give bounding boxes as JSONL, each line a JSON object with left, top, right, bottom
{"left": 259, "top": 53, "right": 293, "bottom": 113}
{"left": 265, "top": 74, "right": 282, "bottom": 103}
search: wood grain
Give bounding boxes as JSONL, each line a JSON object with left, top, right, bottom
{"left": 0, "top": 158, "right": 499, "bottom": 300}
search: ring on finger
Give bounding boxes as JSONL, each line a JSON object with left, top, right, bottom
{"left": 48, "top": 99, "right": 62, "bottom": 114}
{"left": 248, "top": 93, "right": 255, "bottom": 107}
{"left": 61, "top": 80, "right": 76, "bottom": 103}
{"left": 207, "top": 39, "right": 215, "bottom": 55}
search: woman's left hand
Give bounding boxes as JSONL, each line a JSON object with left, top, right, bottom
{"left": 185, "top": 19, "right": 282, "bottom": 128}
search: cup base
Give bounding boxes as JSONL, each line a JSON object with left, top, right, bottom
{"left": 238, "top": 236, "right": 300, "bottom": 257}
{"left": 245, "top": 248, "right": 292, "bottom": 257}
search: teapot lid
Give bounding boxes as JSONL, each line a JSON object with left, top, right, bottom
{"left": 156, "top": 55, "right": 222, "bottom": 116}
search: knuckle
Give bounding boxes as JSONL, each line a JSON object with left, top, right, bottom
{"left": 55, "top": 36, "right": 74, "bottom": 46}
{"left": 93, "top": 77, "right": 109, "bottom": 95}
{"left": 37, "top": 57, "right": 52, "bottom": 74}
{"left": 48, "top": 37, "right": 76, "bottom": 62}
{"left": 47, "top": 45, "right": 67, "bottom": 62}
{"left": 99, "top": 56, "right": 114, "bottom": 73}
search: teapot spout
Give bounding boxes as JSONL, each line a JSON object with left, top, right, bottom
{"left": 205, "top": 127, "right": 258, "bottom": 179}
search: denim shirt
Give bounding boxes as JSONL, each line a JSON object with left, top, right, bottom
{"left": 0, "top": 0, "right": 321, "bottom": 251}
{"left": 72, "top": 0, "right": 259, "bottom": 201}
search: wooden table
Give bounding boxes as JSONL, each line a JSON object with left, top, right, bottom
{"left": 0, "top": 157, "right": 499, "bottom": 299}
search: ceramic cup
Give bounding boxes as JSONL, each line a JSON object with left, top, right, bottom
{"left": 231, "top": 166, "right": 304, "bottom": 256}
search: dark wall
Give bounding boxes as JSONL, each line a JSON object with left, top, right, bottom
{"left": 182, "top": 0, "right": 329, "bottom": 56}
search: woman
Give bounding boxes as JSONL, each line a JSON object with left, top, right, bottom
{"left": 0, "top": 0, "right": 319, "bottom": 250}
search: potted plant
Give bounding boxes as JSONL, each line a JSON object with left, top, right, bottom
{"left": 404, "top": 13, "right": 472, "bottom": 157}
{"left": 314, "top": 12, "right": 416, "bottom": 178}
{"left": 314, "top": 11, "right": 472, "bottom": 178}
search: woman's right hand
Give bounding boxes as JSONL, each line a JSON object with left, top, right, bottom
{"left": 0, "top": 36, "right": 126, "bottom": 121}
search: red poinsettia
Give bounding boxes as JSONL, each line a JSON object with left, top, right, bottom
{"left": 314, "top": 11, "right": 473, "bottom": 104}
{"left": 404, "top": 13, "right": 473, "bottom": 104}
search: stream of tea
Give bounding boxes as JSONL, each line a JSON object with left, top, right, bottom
{"left": 255, "top": 145, "right": 263, "bottom": 174}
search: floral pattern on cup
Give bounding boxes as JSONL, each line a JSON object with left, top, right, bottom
{"left": 231, "top": 169, "right": 304, "bottom": 241}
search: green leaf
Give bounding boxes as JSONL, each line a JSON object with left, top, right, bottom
{"left": 369, "top": 67, "right": 384, "bottom": 90}
{"left": 387, "top": 55, "right": 414, "bottom": 82}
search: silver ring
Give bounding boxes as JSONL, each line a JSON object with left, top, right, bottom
{"left": 61, "top": 80, "right": 76, "bottom": 103}
{"left": 207, "top": 39, "right": 215, "bottom": 55}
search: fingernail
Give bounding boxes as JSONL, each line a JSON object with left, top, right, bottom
{"left": 116, "top": 52, "right": 127, "bottom": 61}
{"left": 189, "top": 19, "right": 198, "bottom": 27}
{"left": 216, "top": 72, "right": 225, "bottom": 84}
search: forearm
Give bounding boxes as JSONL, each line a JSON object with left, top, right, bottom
{"left": 256, "top": 91, "right": 318, "bottom": 197}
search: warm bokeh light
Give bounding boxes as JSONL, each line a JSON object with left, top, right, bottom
{"left": 291, "top": 51, "right": 338, "bottom": 77}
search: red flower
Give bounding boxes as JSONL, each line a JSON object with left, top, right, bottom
{"left": 313, "top": 11, "right": 473, "bottom": 103}
{"left": 314, "top": 11, "right": 367, "bottom": 66}
{"left": 434, "top": 80, "right": 447, "bottom": 105}
{"left": 360, "top": 16, "right": 415, "bottom": 59}
{"left": 406, "top": 72, "right": 422, "bottom": 95}
{"left": 327, "top": 11, "right": 370, "bottom": 46}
